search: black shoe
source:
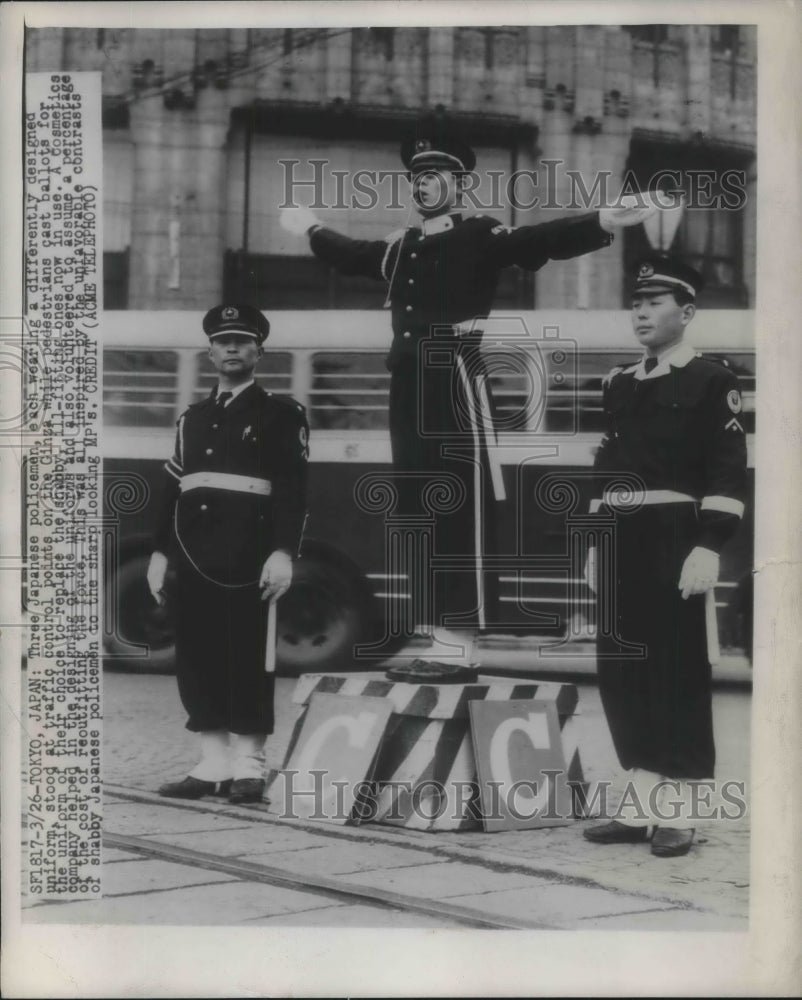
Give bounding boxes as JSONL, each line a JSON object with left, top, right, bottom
{"left": 651, "top": 827, "right": 695, "bottom": 857}
{"left": 583, "top": 820, "right": 652, "bottom": 844}
{"left": 158, "top": 776, "right": 232, "bottom": 799}
{"left": 229, "top": 778, "right": 265, "bottom": 804}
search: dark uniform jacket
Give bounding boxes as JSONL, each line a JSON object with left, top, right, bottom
{"left": 310, "top": 211, "right": 612, "bottom": 368}
{"left": 154, "top": 383, "right": 309, "bottom": 586}
{"left": 593, "top": 341, "right": 748, "bottom": 552}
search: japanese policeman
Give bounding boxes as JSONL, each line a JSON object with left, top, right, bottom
{"left": 147, "top": 304, "right": 309, "bottom": 804}
{"left": 280, "top": 122, "right": 653, "bottom": 665}
{"left": 583, "top": 256, "right": 747, "bottom": 857}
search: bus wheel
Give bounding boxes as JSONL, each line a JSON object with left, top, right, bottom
{"left": 275, "top": 554, "right": 382, "bottom": 675}
{"left": 103, "top": 553, "right": 177, "bottom": 673}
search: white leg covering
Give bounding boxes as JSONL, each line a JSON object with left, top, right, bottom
{"left": 230, "top": 732, "right": 267, "bottom": 780}
{"left": 617, "top": 767, "right": 663, "bottom": 827}
{"left": 654, "top": 778, "right": 703, "bottom": 829}
{"left": 422, "top": 627, "right": 479, "bottom": 666}
{"left": 188, "top": 730, "right": 231, "bottom": 782}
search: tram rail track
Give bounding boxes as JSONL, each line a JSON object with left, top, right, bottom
{"left": 103, "top": 786, "right": 558, "bottom": 930}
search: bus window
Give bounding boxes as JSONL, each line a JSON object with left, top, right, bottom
{"left": 485, "top": 347, "right": 541, "bottom": 433}
{"left": 543, "top": 349, "right": 755, "bottom": 435}
{"left": 194, "top": 350, "right": 294, "bottom": 401}
{"left": 309, "top": 352, "right": 390, "bottom": 430}
{"left": 103, "top": 349, "right": 179, "bottom": 427}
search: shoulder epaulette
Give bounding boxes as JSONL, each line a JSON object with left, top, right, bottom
{"left": 269, "top": 393, "right": 307, "bottom": 417}
{"left": 602, "top": 365, "right": 625, "bottom": 388}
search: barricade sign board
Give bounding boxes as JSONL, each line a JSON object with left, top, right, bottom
{"left": 267, "top": 693, "right": 392, "bottom": 824}
{"left": 469, "top": 700, "right": 572, "bottom": 832}
{"left": 284, "top": 673, "right": 586, "bottom": 831}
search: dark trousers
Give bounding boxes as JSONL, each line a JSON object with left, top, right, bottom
{"left": 388, "top": 349, "right": 500, "bottom": 630}
{"left": 596, "top": 504, "right": 715, "bottom": 779}
{"left": 175, "top": 556, "right": 275, "bottom": 734}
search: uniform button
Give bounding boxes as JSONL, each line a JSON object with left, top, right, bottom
{"left": 205, "top": 448, "right": 213, "bottom": 455}
{"left": 410, "top": 253, "right": 417, "bottom": 259}
{"left": 403, "top": 331, "right": 411, "bottom": 339}
{"left": 405, "top": 305, "right": 413, "bottom": 312}
{"left": 200, "top": 504, "right": 208, "bottom": 511}
{"left": 212, "top": 423, "right": 219, "bottom": 430}
{"left": 408, "top": 278, "right": 414, "bottom": 285}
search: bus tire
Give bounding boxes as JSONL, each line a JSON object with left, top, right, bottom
{"left": 103, "top": 551, "right": 177, "bottom": 674}
{"left": 104, "top": 543, "right": 400, "bottom": 676}
{"left": 276, "top": 545, "right": 397, "bottom": 676}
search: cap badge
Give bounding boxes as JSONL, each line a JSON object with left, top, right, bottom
{"left": 222, "top": 306, "right": 239, "bottom": 321}
{"left": 415, "top": 139, "right": 431, "bottom": 153}
{"left": 638, "top": 263, "right": 655, "bottom": 278}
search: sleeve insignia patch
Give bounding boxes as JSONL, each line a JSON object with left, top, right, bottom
{"left": 727, "top": 389, "right": 742, "bottom": 414}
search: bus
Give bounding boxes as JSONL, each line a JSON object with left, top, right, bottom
{"left": 101, "top": 309, "right": 755, "bottom": 674}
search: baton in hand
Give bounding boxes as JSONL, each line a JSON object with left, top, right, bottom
{"left": 265, "top": 596, "right": 278, "bottom": 674}
{"left": 705, "top": 589, "right": 720, "bottom": 666}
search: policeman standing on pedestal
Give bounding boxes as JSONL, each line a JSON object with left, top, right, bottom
{"left": 280, "top": 121, "right": 653, "bottom": 666}
{"left": 146, "top": 304, "right": 309, "bottom": 804}
{"left": 583, "top": 256, "right": 747, "bottom": 857}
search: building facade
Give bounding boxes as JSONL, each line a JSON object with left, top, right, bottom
{"left": 27, "top": 25, "right": 757, "bottom": 312}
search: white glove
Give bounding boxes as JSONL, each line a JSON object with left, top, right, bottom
{"left": 147, "top": 551, "right": 168, "bottom": 606}
{"left": 259, "top": 550, "right": 293, "bottom": 600}
{"left": 599, "top": 194, "right": 658, "bottom": 232}
{"left": 279, "top": 207, "right": 321, "bottom": 237}
{"left": 678, "top": 546, "right": 720, "bottom": 600}
{"left": 584, "top": 547, "right": 597, "bottom": 593}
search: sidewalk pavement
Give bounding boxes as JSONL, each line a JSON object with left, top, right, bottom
{"left": 25, "top": 672, "right": 750, "bottom": 930}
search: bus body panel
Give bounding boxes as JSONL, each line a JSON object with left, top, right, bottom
{"left": 101, "top": 310, "right": 755, "bottom": 669}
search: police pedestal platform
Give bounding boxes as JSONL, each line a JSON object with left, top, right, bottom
{"left": 280, "top": 672, "right": 590, "bottom": 831}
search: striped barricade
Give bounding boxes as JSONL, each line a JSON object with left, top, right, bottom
{"left": 288, "top": 672, "right": 592, "bottom": 831}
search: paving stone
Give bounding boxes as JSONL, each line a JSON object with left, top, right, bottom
{"left": 140, "top": 824, "right": 333, "bottom": 857}
{"left": 451, "top": 883, "right": 678, "bottom": 925}
{"left": 245, "top": 903, "right": 458, "bottom": 928}
{"left": 24, "top": 880, "right": 348, "bottom": 925}
{"left": 578, "top": 908, "right": 749, "bottom": 931}
{"left": 103, "top": 800, "right": 252, "bottom": 837}
{"left": 239, "top": 841, "right": 443, "bottom": 874}
{"left": 102, "top": 847, "right": 142, "bottom": 863}
{"left": 345, "top": 860, "right": 559, "bottom": 898}
{"left": 101, "top": 858, "right": 236, "bottom": 896}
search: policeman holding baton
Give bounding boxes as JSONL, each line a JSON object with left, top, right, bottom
{"left": 147, "top": 304, "right": 309, "bottom": 804}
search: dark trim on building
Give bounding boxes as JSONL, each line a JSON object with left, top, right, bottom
{"left": 230, "top": 101, "right": 537, "bottom": 148}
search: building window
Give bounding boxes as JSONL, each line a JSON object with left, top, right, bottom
{"left": 711, "top": 25, "right": 741, "bottom": 55}
{"left": 366, "top": 27, "right": 394, "bottom": 61}
{"left": 103, "top": 131, "right": 133, "bottom": 308}
{"left": 623, "top": 138, "right": 752, "bottom": 308}
{"left": 104, "top": 249, "right": 130, "bottom": 309}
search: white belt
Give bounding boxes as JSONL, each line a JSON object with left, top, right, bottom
{"left": 591, "top": 489, "right": 695, "bottom": 512}
{"left": 181, "top": 472, "right": 272, "bottom": 496}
